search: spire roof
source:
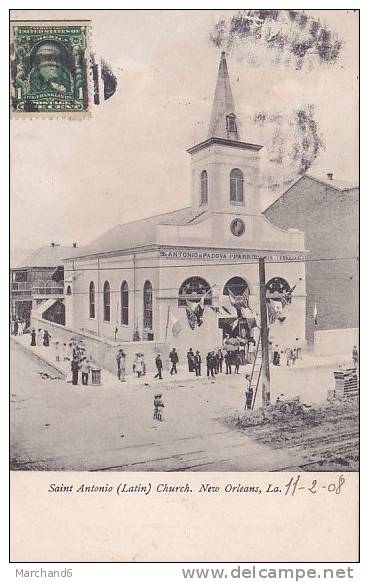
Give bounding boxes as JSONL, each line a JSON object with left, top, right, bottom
{"left": 208, "top": 51, "right": 239, "bottom": 141}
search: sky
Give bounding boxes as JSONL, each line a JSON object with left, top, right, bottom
{"left": 11, "top": 9, "right": 359, "bottom": 255}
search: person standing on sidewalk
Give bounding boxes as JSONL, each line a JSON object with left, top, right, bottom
{"left": 120, "top": 350, "right": 126, "bottom": 382}
{"left": 30, "top": 329, "right": 36, "bottom": 347}
{"left": 71, "top": 357, "right": 80, "bottom": 386}
{"left": 80, "top": 357, "right": 90, "bottom": 385}
{"left": 116, "top": 349, "right": 123, "bottom": 381}
{"left": 169, "top": 348, "right": 179, "bottom": 375}
{"left": 295, "top": 338, "right": 302, "bottom": 359}
{"left": 187, "top": 348, "right": 195, "bottom": 372}
{"left": 217, "top": 348, "right": 224, "bottom": 373}
{"left": 37, "top": 328, "right": 43, "bottom": 346}
{"left": 206, "top": 351, "right": 215, "bottom": 378}
{"left": 43, "top": 329, "right": 51, "bottom": 347}
{"left": 194, "top": 350, "right": 202, "bottom": 376}
{"left": 234, "top": 350, "right": 241, "bottom": 374}
{"left": 155, "top": 353, "right": 163, "bottom": 379}
{"left": 225, "top": 351, "right": 232, "bottom": 375}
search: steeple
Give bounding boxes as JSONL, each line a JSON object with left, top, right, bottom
{"left": 208, "top": 51, "right": 239, "bottom": 141}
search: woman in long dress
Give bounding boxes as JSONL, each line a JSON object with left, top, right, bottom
{"left": 43, "top": 330, "right": 51, "bottom": 347}
{"left": 135, "top": 354, "right": 144, "bottom": 378}
{"left": 37, "top": 329, "right": 43, "bottom": 346}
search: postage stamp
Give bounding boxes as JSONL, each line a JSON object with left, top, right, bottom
{"left": 10, "top": 20, "right": 90, "bottom": 118}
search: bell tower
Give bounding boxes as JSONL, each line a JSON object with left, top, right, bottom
{"left": 188, "top": 52, "right": 263, "bottom": 216}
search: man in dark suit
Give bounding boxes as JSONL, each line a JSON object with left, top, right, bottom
{"left": 71, "top": 357, "right": 79, "bottom": 385}
{"left": 155, "top": 354, "right": 163, "bottom": 380}
{"left": 169, "top": 348, "right": 179, "bottom": 375}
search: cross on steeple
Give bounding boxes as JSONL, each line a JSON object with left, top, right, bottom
{"left": 208, "top": 51, "right": 239, "bottom": 141}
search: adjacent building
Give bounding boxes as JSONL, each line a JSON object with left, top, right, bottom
{"left": 10, "top": 242, "right": 81, "bottom": 326}
{"left": 263, "top": 173, "right": 359, "bottom": 342}
{"left": 64, "top": 52, "right": 307, "bottom": 358}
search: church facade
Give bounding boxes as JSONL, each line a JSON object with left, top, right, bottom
{"left": 64, "top": 52, "right": 307, "bottom": 357}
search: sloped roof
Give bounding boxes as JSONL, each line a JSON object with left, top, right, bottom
{"left": 305, "top": 173, "right": 358, "bottom": 191}
{"left": 16, "top": 245, "right": 82, "bottom": 268}
{"left": 10, "top": 250, "right": 30, "bottom": 269}
{"left": 70, "top": 206, "right": 205, "bottom": 258}
{"left": 263, "top": 172, "right": 359, "bottom": 213}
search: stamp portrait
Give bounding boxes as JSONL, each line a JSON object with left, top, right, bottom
{"left": 10, "top": 20, "right": 90, "bottom": 117}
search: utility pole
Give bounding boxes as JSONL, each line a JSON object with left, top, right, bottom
{"left": 258, "top": 257, "right": 271, "bottom": 406}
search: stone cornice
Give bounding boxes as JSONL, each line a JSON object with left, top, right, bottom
{"left": 187, "top": 137, "right": 263, "bottom": 155}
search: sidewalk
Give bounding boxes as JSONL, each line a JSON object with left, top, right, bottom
{"left": 11, "top": 332, "right": 354, "bottom": 389}
{"left": 274, "top": 350, "right": 353, "bottom": 371}
{"left": 11, "top": 334, "right": 68, "bottom": 378}
{"left": 10, "top": 333, "right": 215, "bottom": 388}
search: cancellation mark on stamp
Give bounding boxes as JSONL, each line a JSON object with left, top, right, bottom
{"left": 10, "top": 20, "right": 91, "bottom": 119}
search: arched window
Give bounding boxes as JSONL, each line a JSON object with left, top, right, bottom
{"left": 89, "top": 282, "right": 95, "bottom": 318}
{"left": 226, "top": 113, "right": 237, "bottom": 133}
{"left": 223, "top": 277, "right": 249, "bottom": 298}
{"left": 230, "top": 168, "right": 244, "bottom": 204}
{"left": 178, "top": 277, "right": 212, "bottom": 307}
{"left": 143, "top": 280, "right": 153, "bottom": 330}
{"left": 266, "top": 277, "right": 291, "bottom": 301}
{"left": 120, "top": 281, "right": 129, "bottom": 325}
{"left": 200, "top": 170, "right": 208, "bottom": 205}
{"left": 66, "top": 285, "right": 72, "bottom": 296}
{"left": 103, "top": 281, "right": 110, "bottom": 322}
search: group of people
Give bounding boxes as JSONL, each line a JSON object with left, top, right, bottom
{"left": 10, "top": 319, "right": 27, "bottom": 336}
{"left": 29, "top": 329, "right": 93, "bottom": 387}
{"left": 30, "top": 327, "right": 52, "bottom": 348}
{"left": 186, "top": 347, "right": 245, "bottom": 378}
{"left": 68, "top": 340, "right": 91, "bottom": 386}
{"left": 116, "top": 350, "right": 148, "bottom": 382}
{"left": 114, "top": 346, "right": 248, "bottom": 383}
{"left": 270, "top": 340, "right": 302, "bottom": 367}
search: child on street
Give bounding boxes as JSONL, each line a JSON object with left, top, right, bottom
{"left": 153, "top": 393, "right": 165, "bottom": 421}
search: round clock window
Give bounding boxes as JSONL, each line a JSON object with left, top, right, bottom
{"left": 230, "top": 218, "right": 245, "bottom": 237}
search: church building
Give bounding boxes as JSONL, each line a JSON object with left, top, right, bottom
{"left": 64, "top": 52, "right": 307, "bottom": 357}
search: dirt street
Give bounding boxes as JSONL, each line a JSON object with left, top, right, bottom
{"left": 10, "top": 341, "right": 358, "bottom": 472}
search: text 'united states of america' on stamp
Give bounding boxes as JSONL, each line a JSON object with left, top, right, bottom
{"left": 10, "top": 20, "right": 91, "bottom": 119}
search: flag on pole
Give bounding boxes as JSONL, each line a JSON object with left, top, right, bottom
{"left": 169, "top": 311, "right": 182, "bottom": 337}
{"left": 194, "top": 294, "right": 206, "bottom": 326}
{"left": 241, "top": 289, "right": 250, "bottom": 309}
{"left": 228, "top": 288, "right": 250, "bottom": 318}
{"left": 185, "top": 288, "right": 211, "bottom": 329}
{"left": 281, "top": 283, "right": 297, "bottom": 307}
{"left": 231, "top": 318, "right": 240, "bottom": 331}
{"left": 185, "top": 300, "right": 198, "bottom": 329}
{"left": 313, "top": 303, "right": 318, "bottom": 325}
{"left": 228, "top": 288, "right": 237, "bottom": 308}
{"left": 267, "top": 300, "right": 286, "bottom": 325}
